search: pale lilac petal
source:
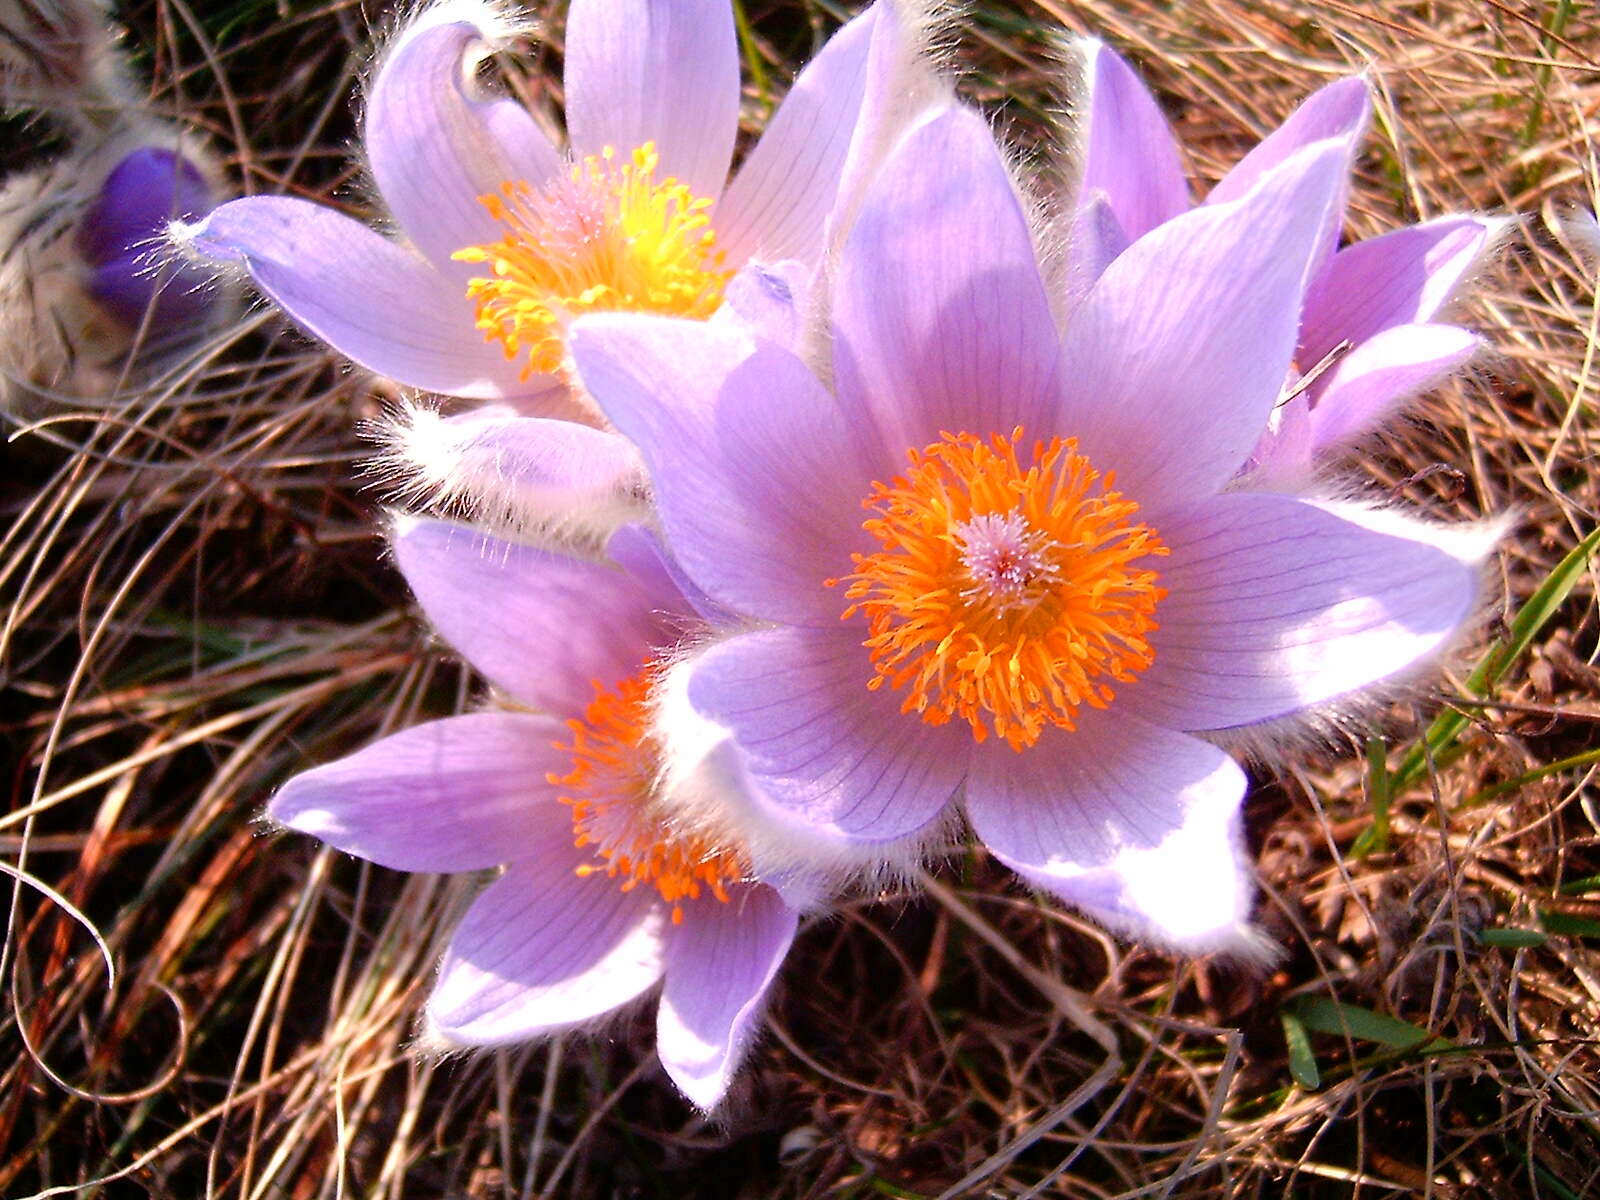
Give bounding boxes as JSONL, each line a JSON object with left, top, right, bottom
{"left": 385, "top": 406, "right": 649, "bottom": 534}
{"left": 179, "top": 196, "right": 535, "bottom": 399}
{"left": 966, "top": 709, "right": 1255, "bottom": 953}
{"left": 1122, "top": 493, "right": 1481, "bottom": 731}
{"left": 1060, "top": 191, "right": 1130, "bottom": 317}
{"left": 657, "top": 885, "right": 797, "bottom": 1109}
{"left": 1306, "top": 323, "right": 1481, "bottom": 451}
{"left": 833, "top": 105, "right": 1061, "bottom": 450}
{"left": 687, "top": 627, "right": 969, "bottom": 845}
{"left": 1207, "top": 76, "right": 1370, "bottom": 207}
{"left": 1055, "top": 138, "right": 1349, "bottom": 507}
{"left": 366, "top": 15, "right": 564, "bottom": 272}
{"left": 1299, "top": 215, "right": 1501, "bottom": 367}
{"left": 564, "top": 0, "right": 738, "bottom": 201}
{"left": 711, "top": 260, "right": 808, "bottom": 349}
{"left": 604, "top": 524, "right": 734, "bottom": 625}
{"left": 570, "top": 315, "right": 877, "bottom": 625}
{"left": 716, "top": 6, "right": 879, "bottom": 265}
{"left": 428, "top": 858, "right": 667, "bottom": 1045}
{"left": 268, "top": 713, "right": 569, "bottom": 873}
{"left": 392, "top": 517, "right": 681, "bottom": 713}
{"left": 1071, "top": 39, "right": 1189, "bottom": 239}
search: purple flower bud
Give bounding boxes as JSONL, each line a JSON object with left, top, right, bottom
{"left": 77, "top": 146, "right": 216, "bottom": 328}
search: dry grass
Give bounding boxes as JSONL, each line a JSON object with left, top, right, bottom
{"left": 2, "top": 0, "right": 1597, "bottom": 1196}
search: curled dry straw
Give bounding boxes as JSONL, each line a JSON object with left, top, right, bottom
{"left": 1, "top": 0, "right": 1597, "bottom": 1195}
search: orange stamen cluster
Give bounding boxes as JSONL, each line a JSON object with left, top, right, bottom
{"left": 830, "top": 429, "right": 1168, "bottom": 751}
{"left": 548, "top": 670, "right": 745, "bottom": 924}
{"left": 454, "top": 142, "right": 733, "bottom": 379}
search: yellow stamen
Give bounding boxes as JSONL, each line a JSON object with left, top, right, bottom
{"left": 549, "top": 670, "right": 745, "bottom": 923}
{"left": 454, "top": 142, "right": 733, "bottom": 379}
{"left": 829, "top": 429, "right": 1168, "bottom": 751}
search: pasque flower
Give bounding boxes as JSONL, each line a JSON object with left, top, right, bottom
{"left": 269, "top": 518, "right": 801, "bottom": 1110}
{"left": 177, "top": 0, "right": 938, "bottom": 411}
{"left": 1065, "top": 41, "right": 1504, "bottom": 482}
{"left": 566, "top": 106, "right": 1495, "bottom": 953}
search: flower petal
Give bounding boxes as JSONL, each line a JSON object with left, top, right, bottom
{"left": 1059, "top": 191, "right": 1130, "bottom": 317}
{"left": 1123, "top": 492, "right": 1483, "bottom": 732}
{"left": 711, "top": 260, "right": 809, "bottom": 350}
{"left": 832, "top": 105, "right": 1062, "bottom": 450}
{"left": 1306, "top": 323, "right": 1481, "bottom": 452}
{"left": 570, "top": 314, "right": 878, "bottom": 625}
{"left": 1055, "top": 137, "right": 1349, "bottom": 507}
{"left": 563, "top": 0, "right": 739, "bottom": 201}
{"left": 366, "top": 12, "right": 564, "bottom": 272}
{"left": 966, "top": 709, "right": 1255, "bottom": 953}
{"left": 391, "top": 516, "right": 682, "bottom": 714}
{"left": 1069, "top": 39, "right": 1189, "bottom": 240}
{"left": 687, "top": 626, "right": 969, "bottom": 847}
{"left": 177, "top": 196, "right": 537, "bottom": 399}
{"left": 268, "top": 713, "right": 568, "bottom": 873}
{"left": 428, "top": 858, "right": 667, "bottom": 1046}
{"left": 715, "top": 6, "right": 879, "bottom": 265}
{"left": 381, "top": 405, "right": 649, "bottom": 540}
{"left": 1207, "top": 76, "right": 1370, "bottom": 207}
{"left": 656, "top": 885, "right": 797, "bottom": 1110}
{"left": 1298, "top": 215, "right": 1502, "bottom": 368}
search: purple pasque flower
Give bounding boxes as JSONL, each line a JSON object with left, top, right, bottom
{"left": 175, "top": 0, "right": 939, "bottom": 416}
{"left": 79, "top": 145, "right": 218, "bottom": 330}
{"left": 566, "top": 106, "right": 1495, "bottom": 954}
{"left": 268, "top": 517, "right": 800, "bottom": 1110}
{"left": 1065, "top": 40, "right": 1505, "bottom": 483}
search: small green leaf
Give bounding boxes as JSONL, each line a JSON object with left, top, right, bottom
{"left": 1280, "top": 1009, "right": 1321, "bottom": 1089}
{"left": 1539, "top": 910, "right": 1600, "bottom": 939}
{"left": 1291, "top": 996, "right": 1453, "bottom": 1053}
{"left": 1559, "top": 872, "right": 1600, "bottom": 896}
{"left": 1351, "top": 735, "right": 1392, "bottom": 858}
{"left": 1478, "top": 927, "right": 1548, "bottom": 949}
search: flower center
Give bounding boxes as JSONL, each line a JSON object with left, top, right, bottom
{"left": 830, "top": 429, "right": 1168, "bottom": 751}
{"left": 454, "top": 142, "right": 733, "bottom": 379}
{"left": 548, "top": 670, "right": 745, "bottom": 923}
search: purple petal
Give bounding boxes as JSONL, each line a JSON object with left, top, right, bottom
{"left": 1055, "top": 137, "right": 1349, "bottom": 508}
{"left": 605, "top": 523, "right": 734, "bottom": 626}
{"left": 1122, "top": 492, "right": 1481, "bottom": 732}
{"left": 391, "top": 517, "right": 683, "bottom": 714}
{"left": 79, "top": 147, "right": 214, "bottom": 266}
{"left": 570, "top": 315, "right": 876, "bottom": 625}
{"left": 564, "top": 0, "right": 739, "bottom": 202}
{"left": 366, "top": 14, "right": 564, "bottom": 272}
{"left": 687, "top": 627, "right": 969, "bottom": 845}
{"left": 268, "top": 712, "right": 569, "bottom": 873}
{"left": 1298, "top": 215, "right": 1501, "bottom": 368}
{"left": 1069, "top": 39, "right": 1189, "bottom": 240}
{"left": 179, "top": 196, "right": 538, "bottom": 399}
{"left": 1059, "top": 191, "right": 1130, "bottom": 317}
{"left": 1307, "top": 323, "right": 1480, "bottom": 452}
{"left": 711, "top": 259, "right": 809, "bottom": 350}
{"left": 428, "top": 859, "right": 667, "bottom": 1046}
{"left": 715, "top": 6, "right": 878, "bottom": 265}
{"left": 965, "top": 708, "right": 1254, "bottom": 953}
{"left": 1207, "top": 76, "right": 1370, "bottom": 208}
{"left": 657, "top": 884, "right": 798, "bottom": 1109}
{"left": 384, "top": 406, "right": 649, "bottom": 533}
{"left": 832, "top": 105, "right": 1062, "bottom": 450}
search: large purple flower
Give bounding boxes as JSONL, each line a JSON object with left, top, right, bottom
{"left": 269, "top": 518, "right": 799, "bottom": 1110}
{"left": 177, "top": 0, "right": 934, "bottom": 416}
{"left": 1066, "top": 41, "right": 1503, "bottom": 481}
{"left": 566, "top": 106, "right": 1494, "bottom": 953}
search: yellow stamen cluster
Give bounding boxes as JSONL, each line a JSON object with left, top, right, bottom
{"left": 830, "top": 429, "right": 1168, "bottom": 751}
{"left": 454, "top": 142, "right": 733, "bottom": 378}
{"left": 548, "top": 671, "right": 746, "bottom": 924}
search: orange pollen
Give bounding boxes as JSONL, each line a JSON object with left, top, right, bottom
{"left": 829, "top": 429, "right": 1169, "bottom": 751}
{"left": 547, "top": 670, "right": 746, "bottom": 924}
{"left": 453, "top": 141, "right": 733, "bottom": 379}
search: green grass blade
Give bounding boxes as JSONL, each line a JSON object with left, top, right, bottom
{"left": 1280, "top": 1009, "right": 1322, "bottom": 1089}
{"left": 1291, "top": 996, "right": 1454, "bottom": 1053}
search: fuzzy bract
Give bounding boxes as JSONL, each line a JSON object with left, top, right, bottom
{"left": 268, "top": 517, "right": 806, "bottom": 1111}
{"left": 565, "top": 105, "right": 1496, "bottom": 955}
{"left": 1064, "top": 40, "right": 1504, "bottom": 484}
